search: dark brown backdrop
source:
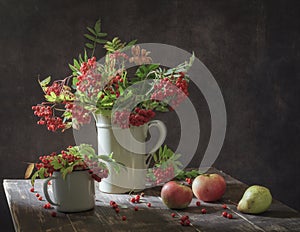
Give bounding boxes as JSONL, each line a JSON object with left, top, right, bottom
{"left": 1, "top": 0, "right": 299, "bottom": 230}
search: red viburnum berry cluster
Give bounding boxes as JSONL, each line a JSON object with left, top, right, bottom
{"left": 32, "top": 105, "right": 66, "bottom": 132}
{"left": 113, "top": 107, "right": 155, "bottom": 128}
{"left": 151, "top": 72, "right": 189, "bottom": 109}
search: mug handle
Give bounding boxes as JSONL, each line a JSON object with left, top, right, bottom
{"left": 43, "top": 176, "right": 59, "bottom": 206}
{"left": 145, "top": 120, "right": 167, "bottom": 167}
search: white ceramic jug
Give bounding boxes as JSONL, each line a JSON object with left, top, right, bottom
{"left": 96, "top": 114, "right": 166, "bottom": 193}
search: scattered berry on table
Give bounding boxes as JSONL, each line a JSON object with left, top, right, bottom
{"left": 201, "top": 208, "right": 207, "bottom": 214}
{"left": 196, "top": 201, "right": 201, "bottom": 206}
{"left": 147, "top": 203, "right": 151, "bottom": 207}
{"left": 38, "top": 196, "right": 43, "bottom": 201}
{"left": 30, "top": 187, "right": 35, "bottom": 193}
{"left": 51, "top": 211, "right": 57, "bottom": 217}
{"left": 222, "top": 204, "right": 227, "bottom": 209}
{"left": 35, "top": 193, "right": 40, "bottom": 198}
{"left": 227, "top": 213, "right": 233, "bottom": 219}
{"left": 222, "top": 211, "right": 228, "bottom": 217}
{"left": 171, "top": 213, "right": 176, "bottom": 218}
{"left": 122, "top": 215, "right": 127, "bottom": 221}
{"left": 115, "top": 208, "right": 120, "bottom": 213}
{"left": 134, "top": 206, "right": 138, "bottom": 211}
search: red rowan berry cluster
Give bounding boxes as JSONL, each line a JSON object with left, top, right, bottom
{"left": 32, "top": 105, "right": 66, "bottom": 132}
{"left": 113, "top": 107, "right": 155, "bottom": 128}
{"left": 65, "top": 103, "right": 91, "bottom": 126}
{"left": 147, "top": 164, "right": 175, "bottom": 185}
{"left": 31, "top": 145, "right": 109, "bottom": 185}
{"left": 44, "top": 81, "right": 63, "bottom": 96}
{"left": 101, "top": 74, "right": 124, "bottom": 98}
{"left": 76, "top": 57, "right": 102, "bottom": 98}
{"left": 151, "top": 72, "right": 189, "bottom": 109}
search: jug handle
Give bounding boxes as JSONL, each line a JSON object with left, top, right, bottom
{"left": 43, "top": 176, "right": 59, "bottom": 206}
{"left": 145, "top": 120, "right": 167, "bottom": 168}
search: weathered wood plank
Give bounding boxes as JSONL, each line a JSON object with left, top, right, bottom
{"left": 3, "top": 180, "right": 75, "bottom": 232}
{"left": 3, "top": 168, "right": 300, "bottom": 232}
{"left": 208, "top": 168, "right": 300, "bottom": 232}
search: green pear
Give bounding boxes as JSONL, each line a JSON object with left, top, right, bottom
{"left": 237, "top": 185, "right": 272, "bottom": 214}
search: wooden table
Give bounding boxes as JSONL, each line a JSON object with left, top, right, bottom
{"left": 3, "top": 168, "right": 300, "bottom": 232}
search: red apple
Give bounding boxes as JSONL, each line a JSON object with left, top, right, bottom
{"left": 161, "top": 181, "right": 193, "bottom": 209}
{"left": 192, "top": 173, "right": 226, "bottom": 202}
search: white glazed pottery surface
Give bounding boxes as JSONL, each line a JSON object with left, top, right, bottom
{"left": 96, "top": 114, "right": 166, "bottom": 193}
{"left": 43, "top": 170, "right": 95, "bottom": 213}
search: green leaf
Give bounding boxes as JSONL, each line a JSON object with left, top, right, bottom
{"left": 31, "top": 171, "right": 39, "bottom": 186}
{"left": 94, "top": 19, "right": 101, "bottom": 33}
{"left": 62, "top": 166, "right": 73, "bottom": 179}
{"left": 85, "top": 43, "right": 94, "bottom": 49}
{"left": 86, "top": 26, "right": 97, "bottom": 36}
{"left": 39, "top": 76, "right": 51, "bottom": 87}
{"left": 44, "top": 95, "right": 55, "bottom": 102}
{"left": 84, "top": 34, "right": 97, "bottom": 42}
{"left": 95, "top": 38, "right": 107, "bottom": 44}
{"left": 73, "top": 58, "right": 80, "bottom": 69}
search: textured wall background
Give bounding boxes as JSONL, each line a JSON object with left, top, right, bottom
{"left": 0, "top": 0, "right": 299, "bottom": 230}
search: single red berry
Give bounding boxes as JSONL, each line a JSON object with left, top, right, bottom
{"left": 171, "top": 213, "right": 176, "bottom": 218}
{"left": 196, "top": 201, "right": 201, "bottom": 206}
{"left": 181, "top": 215, "right": 189, "bottom": 222}
{"left": 222, "top": 204, "right": 227, "bottom": 209}
{"left": 110, "top": 200, "right": 116, "bottom": 206}
{"left": 135, "top": 195, "right": 140, "bottom": 202}
{"left": 112, "top": 203, "right": 118, "bottom": 209}
{"left": 201, "top": 208, "right": 207, "bottom": 214}
{"left": 51, "top": 211, "right": 57, "bottom": 217}
{"left": 38, "top": 196, "right": 43, "bottom": 201}
{"left": 185, "top": 219, "right": 191, "bottom": 226}
{"left": 227, "top": 213, "right": 233, "bottom": 219}
{"left": 35, "top": 193, "right": 40, "bottom": 198}
{"left": 30, "top": 187, "right": 34, "bottom": 193}
{"left": 222, "top": 211, "right": 228, "bottom": 217}
{"left": 147, "top": 203, "right": 151, "bottom": 207}
{"left": 115, "top": 208, "right": 120, "bottom": 213}
{"left": 130, "top": 197, "right": 136, "bottom": 203}
{"left": 122, "top": 215, "right": 126, "bottom": 221}
{"left": 134, "top": 206, "right": 138, "bottom": 211}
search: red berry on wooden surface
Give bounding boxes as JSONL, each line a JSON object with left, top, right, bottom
{"left": 222, "top": 204, "right": 227, "bottom": 209}
{"left": 171, "top": 213, "right": 176, "bottom": 218}
{"left": 130, "top": 197, "right": 136, "bottom": 203}
{"left": 51, "top": 211, "right": 57, "bottom": 217}
{"left": 115, "top": 208, "right": 120, "bottom": 213}
{"left": 196, "top": 201, "right": 201, "bottom": 206}
{"left": 38, "top": 196, "right": 43, "bottom": 201}
{"left": 122, "top": 216, "right": 126, "bottom": 221}
{"left": 147, "top": 203, "right": 151, "bottom": 207}
{"left": 181, "top": 215, "right": 189, "bottom": 222}
{"left": 222, "top": 211, "right": 228, "bottom": 217}
{"left": 201, "top": 208, "right": 207, "bottom": 214}
{"left": 227, "top": 213, "right": 233, "bottom": 219}
{"left": 134, "top": 206, "right": 138, "bottom": 211}
{"left": 35, "top": 193, "right": 40, "bottom": 198}
{"left": 30, "top": 187, "right": 34, "bottom": 192}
